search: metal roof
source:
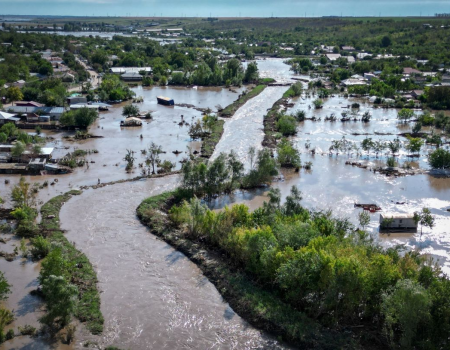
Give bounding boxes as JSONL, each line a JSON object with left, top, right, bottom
{"left": 6, "top": 106, "right": 65, "bottom": 114}
{"left": 380, "top": 213, "right": 415, "bottom": 219}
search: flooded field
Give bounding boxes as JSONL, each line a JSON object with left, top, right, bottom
{"left": 59, "top": 176, "right": 286, "bottom": 350}
{"left": 0, "top": 85, "right": 243, "bottom": 207}
{"left": 209, "top": 71, "right": 450, "bottom": 275}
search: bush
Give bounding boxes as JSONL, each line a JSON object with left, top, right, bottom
{"left": 276, "top": 114, "right": 297, "bottom": 136}
{"left": 277, "top": 138, "right": 301, "bottom": 168}
{"left": 428, "top": 149, "right": 450, "bottom": 169}
{"left": 386, "top": 157, "right": 396, "bottom": 167}
{"left": 30, "top": 236, "right": 51, "bottom": 259}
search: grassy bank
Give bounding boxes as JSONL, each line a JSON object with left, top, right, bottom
{"left": 200, "top": 119, "right": 224, "bottom": 158}
{"left": 40, "top": 191, "right": 104, "bottom": 334}
{"left": 220, "top": 85, "right": 266, "bottom": 118}
{"left": 137, "top": 192, "right": 353, "bottom": 349}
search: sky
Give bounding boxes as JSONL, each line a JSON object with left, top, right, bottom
{"left": 0, "top": 0, "right": 449, "bottom": 17}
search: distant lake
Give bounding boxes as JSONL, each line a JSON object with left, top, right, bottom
{"left": 2, "top": 0, "right": 449, "bottom": 17}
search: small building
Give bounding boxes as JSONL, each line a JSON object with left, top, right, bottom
{"left": 16, "top": 101, "right": 44, "bottom": 108}
{"left": 61, "top": 73, "right": 75, "bottom": 82}
{"left": 28, "top": 157, "right": 47, "bottom": 170}
{"left": 120, "top": 72, "right": 143, "bottom": 81}
{"left": 0, "top": 111, "right": 20, "bottom": 125}
{"left": 403, "top": 67, "right": 421, "bottom": 75}
{"left": 11, "top": 80, "right": 26, "bottom": 88}
{"left": 379, "top": 213, "right": 417, "bottom": 232}
{"left": 411, "top": 90, "right": 424, "bottom": 99}
{"left": 67, "top": 96, "right": 88, "bottom": 105}
{"left": 341, "top": 78, "right": 368, "bottom": 87}
{"left": 5, "top": 106, "right": 65, "bottom": 121}
{"left": 364, "top": 73, "right": 377, "bottom": 81}
{"left": 40, "top": 148, "right": 54, "bottom": 160}
{"left": 341, "top": 45, "right": 355, "bottom": 51}
{"left": 109, "top": 67, "right": 152, "bottom": 74}
{"left": 413, "top": 76, "right": 427, "bottom": 86}
{"left": 345, "top": 56, "right": 355, "bottom": 64}
{"left": 325, "top": 53, "right": 341, "bottom": 61}
{"left": 25, "top": 113, "right": 39, "bottom": 123}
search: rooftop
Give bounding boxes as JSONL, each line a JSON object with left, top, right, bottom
{"left": 380, "top": 212, "right": 415, "bottom": 219}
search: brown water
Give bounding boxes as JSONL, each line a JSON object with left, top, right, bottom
{"left": 59, "top": 176, "right": 287, "bottom": 350}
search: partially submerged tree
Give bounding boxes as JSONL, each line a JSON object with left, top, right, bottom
{"left": 124, "top": 149, "right": 135, "bottom": 171}
{"left": 147, "top": 142, "right": 163, "bottom": 174}
{"left": 413, "top": 207, "right": 435, "bottom": 235}
{"left": 122, "top": 104, "right": 140, "bottom": 118}
{"left": 397, "top": 108, "right": 414, "bottom": 123}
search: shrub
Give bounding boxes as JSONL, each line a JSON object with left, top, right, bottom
{"left": 30, "top": 236, "right": 51, "bottom": 259}
{"left": 276, "top": 114, "right": 297, "bottom": 136}
{"left": 428, "top": 148, "right": 450, "bottom": 169}
{"left": 277, "top": 138, "right": 301, "bottom": 168}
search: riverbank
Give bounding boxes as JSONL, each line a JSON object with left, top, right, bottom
{"left": 200, "top": 119, "right": 224, "bottom": 158}
{"left": 40, "top": 190, "right": 104, "bottom": 334}
{"left": 136, "top": 192, "right": 354, "bottom": 349}
{"left": 220, "top": 85, "right": 266, "bottom": 117}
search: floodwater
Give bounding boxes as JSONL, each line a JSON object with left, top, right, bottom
{"left": 2, "top": 57, "right": 449, "bottom": 349}
{"left": 0, "top": 85, "right": 243, "bottom": 207}
{"left": 213, "top": 59, "right": 299, "bottom": 167}
{"left": 209, "top": 64, "right": 450, "bottom": 275}
{"left": 59, "top": 176, "right": 286, "bottom": 350}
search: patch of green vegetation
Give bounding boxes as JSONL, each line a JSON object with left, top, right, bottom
{"left": 220, "top": 85, "right": 266, "bottom": 117}
{"left": 200, "top": 119, "right": 224, "bottom": 158}
{"left": 258, "top": 77, "right": 275, "bottom": 85}
{"left": 136, "top": 191, "right": 353, "bottom": 349}
{"left": 40, "top": 191, "right": 104, "bottom": 334}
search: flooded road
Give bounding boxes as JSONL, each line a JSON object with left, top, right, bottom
{"left": 60, "top": 176, "right": 286, "bottom": 350}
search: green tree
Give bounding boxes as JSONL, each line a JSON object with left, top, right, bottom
{"left": 39, "top": 275, "right": 78, "bottom": 329}
{"left": 428, "top": 149, "right": 450, "bottom": 169}
{"left": 381, "top": 36, "right": 392, "bottom": 47}
{"left": 381, "top": 279, "right": 431, "bottom": 349}
{"left": 59, "top": 111, "right": 75, "bottom": 127}
{"left": 406, "top": 137, "right": 423, "bottom": 155}
{"left": 11, "top": 141, "right": 25, "bottom": 159}
{"left": 0, "top": 272, "right": 10, "bottom": 301}
{"left": 388, "top": 138, "right": 401, "bottom": 156}
{"left": 397, "top": 109, "right": 414, "bottom": 123}
{"left": 122, "top": 104, "right": 140, "bottom": 118}
{"left": 124, "top": 149, "right": 135, "bottom": 171}
{"left": 147, "top": 142, "right": 163, "bottom": 174}
{"left": 243, "top": 62, "right": 259, "bottom": 83}
{"left": 413, "top": 207, "right": 435, "bottom": 235}
{"left": 277, "top": 138, "right": 301, "bottom": 168}
{"left": 74, "top": 108, "right": 98, "bottom": 129}
{"left": 358, "top": 210, "right": 370, "bottom": 230}
{"left": 276, "top": 114, "right": 297, "bottom": 136}
{"left": 412, "top": 121, "right": 422, "bottom": 134}
{"left": 6, "top": 86, "right": 23, "bottom": 105}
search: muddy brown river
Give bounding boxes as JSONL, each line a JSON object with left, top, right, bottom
{"left": 59, "top": 176, "right": 286, "bottom": 350}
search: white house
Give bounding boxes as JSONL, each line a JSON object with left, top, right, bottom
{"left": 379, "top": 213, "right": 417, "bottom": 232}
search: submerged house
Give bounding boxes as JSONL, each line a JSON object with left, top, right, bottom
{"left": 379, "top": 213, "right": 417, "bottom": 232}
